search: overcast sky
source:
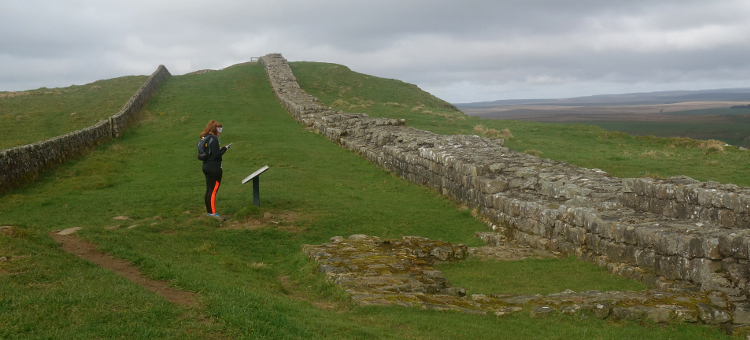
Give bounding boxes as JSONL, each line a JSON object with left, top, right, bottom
{"left": 2, "top": 0, "right": 750, "bottom": 103}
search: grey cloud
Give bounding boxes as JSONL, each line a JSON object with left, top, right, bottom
{"left": 1, "top": 0, "right": 749, "bottom": 102}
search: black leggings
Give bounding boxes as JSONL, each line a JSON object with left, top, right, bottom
{"left": 202, "top": 162, "right": 223, "bottom": 214}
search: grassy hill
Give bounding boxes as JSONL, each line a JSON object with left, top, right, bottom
{"left": 291, "top": 62, "right": 750, "bottom": 187}
{"left": 0, "top": 76, "right": 149, "bottom": 150}
{"left": 0, "top": 63, "right": 730, "bottom": 339}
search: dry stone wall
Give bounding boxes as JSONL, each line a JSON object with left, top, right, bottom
{"left": 0, "top": 65, "right": 171, "bottom": 193}
{"left": 260, "top": 54, "right": 749, "bottom": 302}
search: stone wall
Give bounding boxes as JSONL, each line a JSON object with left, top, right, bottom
{"left": 260, "top": 53, "right": 749, "bottom": 300}
{"left": 0, "top": 65, "right": 171, "bottom": 193}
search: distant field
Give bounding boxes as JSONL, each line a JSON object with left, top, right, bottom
{"left": 0, "top": 76, "right": 148, "bottom": 150}
{"left": 462, "top": 103, "right": 750, "bottom": 147}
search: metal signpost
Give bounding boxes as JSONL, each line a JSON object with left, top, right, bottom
{"left": 242, "top": 165, "right": 269, "bottom": 206}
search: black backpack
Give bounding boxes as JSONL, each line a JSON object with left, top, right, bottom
{"left": 197, "top": 135, "right": 214, "bottom": 161}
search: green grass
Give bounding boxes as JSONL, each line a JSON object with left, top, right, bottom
{"left": 436, "top": 256, "right": 648, "bottom": 296}
{"left": 0, "top": 63, "right": 733, "bottom": 339}
{"left": 290, "top": 62, "right": 750, "bottom": 187}
{"left": 0, "top": 75, "right": 148, "bottom": 149}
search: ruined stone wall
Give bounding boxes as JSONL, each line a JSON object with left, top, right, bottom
{"left": 0, "top": 65, "right": 171, "bottom": 193}
{"left": 260, "top": 53, "right": 749, "bottom": 300}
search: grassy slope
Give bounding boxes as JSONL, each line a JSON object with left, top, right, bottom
{"left": 0, "top": 76, "right": 148, "bottom": 150}
{"left": 0, "top": 63, "right": 729, "bottom": 339}
{"left": 291, "top": 62, "right": 750, "bottom": 187}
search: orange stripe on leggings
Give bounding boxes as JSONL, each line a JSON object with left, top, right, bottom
{"left": 210, "top": 181, "right": 220, "bottom": 214}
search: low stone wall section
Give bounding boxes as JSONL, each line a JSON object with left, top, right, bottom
{"left": 260, "top": 53, "right": 749, "bottom": 301}
{"left": 0, "top": 65, "right": 171, "bottom": 193}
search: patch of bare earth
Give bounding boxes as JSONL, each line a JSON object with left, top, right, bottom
{"left": 49, "top": 231, "right": 198, "bottom": 308}
{"left": 221, "top": 210, "right": 306, "bottom": 232}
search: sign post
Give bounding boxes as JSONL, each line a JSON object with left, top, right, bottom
{"left": 241, "top": 165, "right": 269, "bottom": 206}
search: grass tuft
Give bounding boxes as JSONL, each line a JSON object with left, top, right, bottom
{"left": 698, "top": 139, "right": 726, "bottom": 154}
{"left": 524, "top": 149, "right": 542, "bottom": 157}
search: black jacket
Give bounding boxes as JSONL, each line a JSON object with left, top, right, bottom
{"left": 202, "top": 134, "right": 226, "bottom": 164}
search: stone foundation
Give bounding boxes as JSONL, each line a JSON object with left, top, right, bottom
{"left": 259, "top": 53, "right": 749, "bottom": 302}
{"left": 304, "top": 234, "right": 750, "bottom": 329}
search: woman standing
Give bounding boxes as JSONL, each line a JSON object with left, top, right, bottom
{"left": 199, "top": 120, "right": 230, "bottom": 220}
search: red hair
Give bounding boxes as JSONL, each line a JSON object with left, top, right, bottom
{"left": 200, "top": 120, "right": 223, "bottom": 138}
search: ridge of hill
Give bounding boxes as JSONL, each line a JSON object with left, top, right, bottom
{"left": 289, "top": 62, "right": 462, "bottom": 118}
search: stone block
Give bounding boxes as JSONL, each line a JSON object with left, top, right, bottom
{"left": 697, "top": 303, "right": 732, "bottom": 324}
{"left": 593, "top": 302, "right": 611, "bottom": 319}
{"left": 597, "top": 239, "right": 609, "bottom": 255}
{"left": 634, "top": 226, "right": 657, "bottom": 248}
{"left": 641, "top": 273, "right": 659, "bottom": 286}
{"left": 675, "top": 202, "right": 691, "bottom": 219}
{"left": 574, "top": 227, "right": 587, "bottom": 246}
{"left": 725, "top": 192, "right": 741, "bottom": 212}
{"left": 718, "top": 210, "right": 736, "bottom": 228}
{"left": 657, "top": 304, "right": 699, "bottom": 323}
{"left": 635, "top": 249, "right": 655, "bottom": 270}
{"left": 480, "top": 178, "right": 508, "bottom": 194}
{"left": 600, "top": 222, "right": 615, "bottom": 240}
{"left": 722, "top": 259, "right": 750, "bottom": 285}
{"left": 560, "top": 305, "right": 581, "bottom": 315}
{"left": 733, "top": 302, "right": 750, "bottom": 324}
{"left": 430, "top": 246, "right": 453, "bottom": 261}
{"left": 621, "top": 178, "right": 636, "bottom": 193}
{"left": 689, "top": 258, "right": 722, "bottom": 284}
{"left": 530, "top": 305, "right": 556, "bottom": 317}
{"left": 702, "top": 237, "right": 722, "bottom": 260}
{"left": 611, "top": 306, "right": 670, "bottom": 323}
{"left": 709, "top": 294, "right": 728, "bottom": 308}
{"left": 697, "top": 189, "right": 714, "bottom": 207}
{"left": 655, "top": 232, "right": 679, "bottom": 256}
{"left": 624, "top": 245, "right": 637, "bottom": 265}
{"left": 655, "top": 255, "right": 685, "bottom": 280}
{"left": 678, "top": 234, "right": 704, "bottom": 259}
{"left": 606, "top": 242, "right": 626, "bottom": 262}
{"left": 702, "top": 273, "right": 743, "bottom": 295}
{"left": 736, "top": 237, "right": 750, "bottom": 260}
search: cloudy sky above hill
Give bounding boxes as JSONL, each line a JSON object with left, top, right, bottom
{"left": 2, "top": 0, "right": 750, "bottom": 103}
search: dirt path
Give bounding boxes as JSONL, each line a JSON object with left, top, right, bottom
{"left": 49, "top": 231, "right": 198, "bottom": 308}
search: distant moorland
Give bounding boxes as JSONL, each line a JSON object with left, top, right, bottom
{"left": 456, "top": 88, "right": 750, "bottom": 146}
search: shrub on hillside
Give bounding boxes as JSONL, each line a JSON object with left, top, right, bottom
{"left": 699, "top": 140, "right": 726, "bottom": 154}
{"left": 474, "top": 125, "right": 513, "bottom": 139}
